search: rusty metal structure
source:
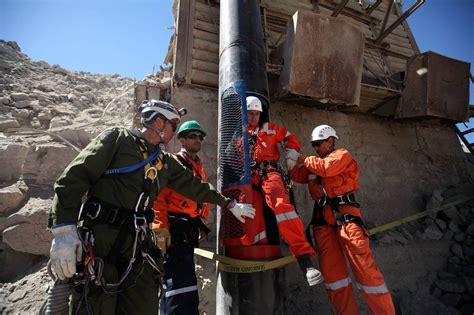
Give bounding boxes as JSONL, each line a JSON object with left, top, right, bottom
{"left": 277, "top": 10, "right": 365, "bottom": 106}
{"left": 166, "top": 0, "right": 470, "bottom": 123}
{"left": 397, "top": 51, "right": 470, "bottom": 121}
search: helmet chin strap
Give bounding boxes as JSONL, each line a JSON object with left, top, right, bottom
{"left": 143, "top": 122, "right": 166, "bottom": 141}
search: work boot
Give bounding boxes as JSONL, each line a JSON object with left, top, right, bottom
{"left": 296, "top": 254, "right": 324, "bottom": 286}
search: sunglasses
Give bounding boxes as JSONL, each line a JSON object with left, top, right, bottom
{"left": 311, "top": 140, "right": 326, "bottom": 148}
{"left": 185, "top": 133, "right": 205, "bottom": 141}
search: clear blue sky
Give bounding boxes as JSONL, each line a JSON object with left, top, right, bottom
{"left": 1, "top": 0, "right": 473, "bottom": 140}
{"left": 0, "top": 0, "right": 174, "bottom": 80}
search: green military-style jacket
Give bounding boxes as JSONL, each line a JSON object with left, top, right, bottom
{"left": 48, "top": 127, "right": 229, "bottom": 227}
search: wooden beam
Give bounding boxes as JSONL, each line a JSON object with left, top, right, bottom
{"left": 191, "top": 69, "right": 218, "bottom": 87}
{"left": 365, "top": 41, "right": 411, "bottom": 60}
{"left": 193, "top": 28, "right": 219, "bottom": 44}
{"left": 194, "top": 20, "right": 218, "bottom": 34}
{"left": 375, "top": 0, "right": 425, "bottom": 44}
{"left": 192, "top": 48, "right": 219, "bottom": 63}
{"left": 185, "top": 0, "right": 196, "bottom": 84}
{"left": 193, "top": 38, "right": 219, "bottom": 54}
{"left": 319, "top": 2, "right": 377, "bottom": 25}
{"left": 173, "top": 0, "right": 191, "bottom": 82}
{"left": 394, "top": 3, "right": 420, "bottom": 54}
{"left": 378, "top": 0, "right": 394, "bottom": 40}
{"left": 192, "top": 59, "right": 219, "bottom": 73}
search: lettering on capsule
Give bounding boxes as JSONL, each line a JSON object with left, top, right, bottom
{"left": 224, "top": 264, "right": 267, "bottom": 273}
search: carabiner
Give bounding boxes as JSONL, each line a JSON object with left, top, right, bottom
{"left": 145, "top": 166, "right": 158, "bottom": 181}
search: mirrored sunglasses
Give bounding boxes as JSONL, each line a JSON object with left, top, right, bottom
{"left": 185, "top": 133, "right": 205, "bottom": 141}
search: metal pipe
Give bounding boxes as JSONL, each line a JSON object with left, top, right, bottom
{"left": 331, "top": 0, "right": 349, "bottom": 17}
{"left": 217, "top": 1, "right": 280, "bottom": 314}
{"left": 375, "top": 0, "right": 425, "bottom": 44}
{"left": 218, "top": 0, "right": 270, "bottom": 120}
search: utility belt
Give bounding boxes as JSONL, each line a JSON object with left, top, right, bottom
{"left": 316, "top": 192, "right": 358, "bottom": 208}
{"left": 168, "top": 212, "right": 210, "bottom": 247}
{"left": 75, "top": 196, "right": 162, "bottom": 295}
{"left": 79, "top": 197, "right": 155, "bottom": 229}
{"left": 250, "top": 160, "right": 293, "bottom": 192}
{"left": 312, "top": 192, "right": 364, "bottom": 227}
{"left": 250, "top": 160, "right": 281, "bottom": 171}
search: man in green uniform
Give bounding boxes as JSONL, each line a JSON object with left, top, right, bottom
{"left": 48, "top": 99, "right": 255, "bottom": 314}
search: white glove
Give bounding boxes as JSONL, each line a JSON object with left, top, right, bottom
{"left": 286, "top": 158, "right": 297, "bottom": 171}
{"left": 286, "top": 148, "right": 301, "bottom": 161}
{"left": 228, "top": 201, "right": 256, "bottom": 223}
{"left": 306, "top": 267, "right": 324, "bottom": 286}
{"left": 49, "top": 224, "right": 82, "bottom": 280}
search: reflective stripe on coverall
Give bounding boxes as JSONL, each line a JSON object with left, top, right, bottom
{"left": 160, "top": 241, "right": 199, "bottom": 315}
{"left": 249, "top": 122, "right": 315, "bottom": 257}
{"left": 291, "top": 148, "right": 395, "bottom": 315}
{"left": 153, "top": 149, "right": 210, "bottom": 315}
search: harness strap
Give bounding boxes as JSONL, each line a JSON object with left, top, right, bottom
{"left": 168, "top": 212, "right": 210, "bottom": 247}
{"left": 251, "top": 160, "right": 288, "bottom": 181}
{"left": 104, "top": 148, "right": 162, "bottom": 175}
{"left": 311, "top": 193, "right": 364, "bottom": 227}
{"left": 175, "top": 153, "right": 194, "bottom": 174}
{"left": 174, "top": 153, "right": 205, "bottom": 211}
{"left": 80, "top": 198, "right": 155, "bottom": 228}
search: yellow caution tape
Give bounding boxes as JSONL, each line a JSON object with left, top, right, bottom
{"left": 367, "top": 195, "right": 473, "bottom": 236}
{"left": 194, "top": 248, "right": 295, "bottom": 273}
{"left": 194, "top": 194, "right": 474, "bottom": 273}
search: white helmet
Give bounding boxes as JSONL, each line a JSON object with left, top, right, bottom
{"left": 246, "top": 96, "right": 263, "bottom": 112}
{"left": 311, "top": 125, "right": 338, "bottom": 142}
{"left": 139, "top": 99, "right": 181, "bottom": 123}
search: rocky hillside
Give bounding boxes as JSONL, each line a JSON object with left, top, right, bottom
{"left": 0, "top": 39, "right": 139, "bottom": 313}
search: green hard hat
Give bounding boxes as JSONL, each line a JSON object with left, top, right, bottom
{"left": 177, "top": 120, "right": 206, "bottom": 138}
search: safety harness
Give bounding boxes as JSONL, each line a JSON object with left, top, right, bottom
{"left": 174, "top": 152, "right": 207, "bottom": 217}
{"left": 250, "top": 161, "right": 293, "bottom": 194}
{"left": 248, "top": 126, "right": 294, "bottom": 193}
{"left": 305, "top": 176, "right": 365, "bottom": 247}
{"left": 316, "top": 192, "right": 363, "bottom": 227}
{"left": 74, "top": 132, "right": 164, "bottom": 311}
{"left": 167, "top": 152, "right": 211, "bottom": 247}
{"left": 168, "top": 212, "right": 211, "bottom": 247}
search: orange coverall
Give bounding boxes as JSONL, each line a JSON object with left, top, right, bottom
{"left": 291, "top": 148, "right": 395, "bottom": 315}
{"left": 153, "top": 149, "right": 211, "bottom": 315}
{"left": 249, "top": 122, "right": 315, "bottom": 257}
{"left": 153, "top": 150, "right": 210, "bottom": 229}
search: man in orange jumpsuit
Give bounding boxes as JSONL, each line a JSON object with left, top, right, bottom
{"left": 153, "top": 120, "right": 251, "bottom": 314}
{"left": 288, "top": 124, "right": 395, "bottom": 315}
{"left": 245, "top": 96, "right": 323, "bottom": 286}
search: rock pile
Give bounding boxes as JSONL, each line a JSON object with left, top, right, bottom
{"left": 376, "top": 183, "right": 474, "bottom": 313}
